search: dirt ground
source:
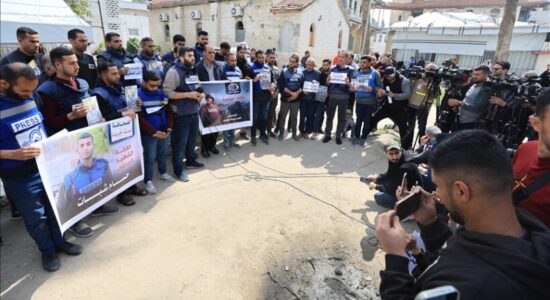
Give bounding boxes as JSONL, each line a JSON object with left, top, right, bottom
{"left": 0, "top": 124, "right": 415, "bottom": 299}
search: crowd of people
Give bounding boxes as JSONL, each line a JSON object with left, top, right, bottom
{"left": 1, "top": 25, "right": 549, "bottom": 299}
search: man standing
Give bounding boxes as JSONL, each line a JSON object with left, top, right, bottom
{"left": 0, "top": 27, "right": 43, "bottom": 78}
{"left": 277, "top": 54, "right": 303, "bottom": 141}
{"left": 196, "top": 45, "right": 223, "bottom": 156}
{"left": 405, "top": 63, "right": 438, "bottom": 147}
{"left": 0, "top": 63, "right": 82, "bottom": 272}
{"left": 300, "top": 50, "right": 311, "bottom": 68}
{"left": 353, "top": 56, "right": 382, "bottom": 148}
{"left": 135, "top": 37, "right": 163, "bottom": 78}
{"left": 193, "top": 31, "right": 209, "bottom": 62}
{"left": 448, "top": 65, "right": 492, "bottom": 130}
{"left": 371, "top": 67, "right": 412, "bottom": 149}
{"left": 163, "top": 47, "right": 205, "bottom": 182}
{"left": 215, "top": 42, "right": 231, "bottom": 63}
{"left": 312, "top": 58, "right": 331, "bottom": 137}
{"left": 540, "top": 64, "right": 550, "bottom": 88}
{"left": 250, "top": 50, "right": 273, "bottom": 146}
{"left": 161, "top": 34, "right": 186, "bottom": 66}
{"left": 266, "top": 49, "right": 280, "bottom": 138}
{"left": 97, "top": 32, "right": 136, "bottom": 86}
{"left": 299, "top": 58, "right": 321, "bottom": 139}
{"left": 236, "top": 45, "right": 254, "bottom": 140}
{"left": 68, "top": 29, "right": 98, "bottom": 88}
{"left": 221, "top": 53, "right": 243, "bottom": 150}
{"left": 512, "top": 89, "right": 550, "bottom": 226}
{"left": 323, "top": 50, "right": 354, "bottom": 145}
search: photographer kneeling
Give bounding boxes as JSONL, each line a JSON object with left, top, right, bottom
{"left": 376, "top": 130, "right": 550, "bottom": 300}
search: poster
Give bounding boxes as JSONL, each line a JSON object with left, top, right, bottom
{"left": 124, "top": 85, "right": 141, "bottom": 112}
{"left": 82, "top": 96, "right": 104, "bottom": 125}
{"left": 352, "top": 76, "right": 370, "bottom": 91}
{"left": 315, "top": 85, "right": 328, "bottom": 102}
{"left": 35, "top": 117, "right": 144, "bottom": 233}
{"left": 303, "top": 81, "right": 319, "bottom": 93}
{"left": 330, "top": 72, "right": 347, "bottom": 85}
{"left": 198, "top": 80, "right": 252, "bottom": 134}
{"left": 124, "top": 63, "right": 143, "bottom": 80}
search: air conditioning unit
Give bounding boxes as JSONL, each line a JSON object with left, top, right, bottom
{"left": 231, "top": 5, "right": 243, "bottom": 17}
{"left": 159, "top": 13, "right": 169, "bottom": 22}
{"left": 191, "top": 10, "right": 202, "bottom": 20}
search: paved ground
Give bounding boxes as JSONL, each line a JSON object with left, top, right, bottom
{"left": 1, "top": 123, "right": 416, "bottom": 299}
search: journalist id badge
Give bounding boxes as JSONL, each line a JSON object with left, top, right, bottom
{"left": 15, "top": 126, "right": 46, "bottom": 148}
{"left": 185, "top": 75, "right": 199, "bottom": 85}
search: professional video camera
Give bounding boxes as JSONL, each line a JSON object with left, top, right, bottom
{"left": 438, "top": 67, "right": 473, "bottom": 85}
{"left": 436, "top": 67, "right": 473, "bottom": 132}
{"left": 517, "top": 75, "right": 543, "bottom": 106}
{"left": 479, "top": 75, "right": 521, "bottom": 132}
{"left": 407, "top": 66, "right": 424, "bottom": 80}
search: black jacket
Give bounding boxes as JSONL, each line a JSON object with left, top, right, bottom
{"left": 380, "top": 209, "right": 550, "bottom": 300}
{"left": 195, "top": 60, "right": 224, "bottom": 82}
{"left": 376, "top": 152, "right": 421, "bottom": 194}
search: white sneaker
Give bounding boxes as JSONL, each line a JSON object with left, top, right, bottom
{"left": 361, "top": 139, "right": 368, "bottom": 148}
{"left": 145, "top": 181, "right": 157, "bottom": 194}
{"left": 311, "top": 133, "right": 318, "bottom": 140}
{"left": 160, "top": 173, "right": 176, "bottom": 182}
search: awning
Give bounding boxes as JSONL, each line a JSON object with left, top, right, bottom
{"left": 0, "top": 0, "right": 94, "bottom": 44}
{"left": 392, "top": 39, "right": 486, "bottom": 56}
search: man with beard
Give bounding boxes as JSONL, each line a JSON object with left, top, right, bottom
{"left": 311, "top": 58, "right": 331, "bottom": 138}
{"left": 250, "top": 50, "right": 273, "bottom": 146}
{"left": 221, "top": 53, "right": 243, "bottom": 151}
{"left": 512, "top": 89, "right": 550, "bottom": 226}
{"left": 193, "top": 31, "right": 209, "bottom": 62}
{"left": 277, "top": 54, "right": 303, "bottom": 141}
{"left": 97, "top": 32, "right": 136, "bottom": 86}
{"left": 215, "top": 42, "right": 231, "bottom": 63}
{"left": 161, "top": 34, "right": 186, "bottom": 66}
{"left": 353, "top": 56, "right": 382, "bottom": 148}
{"left": 0, "top": 27, "right": 43, "bottom": 79}
{"left": 163, "top": 47, "right": 205, "bottom": 182}
{"left": 135, "top": 37, "right": 163, "bottom": 79}
{"left": 0, "top": 63, "right": 82, "bottom": 272}
{"left": 266, "top": 49, "right": 280, "bottom": 138}
{"left": 376, "top": 130, "right": 550, "bottom": 300}
{"left": 299, "top": 58, "right": 321, "bottom": 139}
{"left": 68, "top": 29, "right": 98, "bottom": 88}
{"left": 236, "top": 45, "right": 254, "bottom": 140}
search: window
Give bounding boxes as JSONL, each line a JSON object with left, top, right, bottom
{"left": 195, "top": 22, "right": 202, "bottom": 36}
{"left": 235, "top": 21, "right": 245, "bottom": 42}
{"left": 128, "top": 28, "right": 139, "bottom": 36}
{"left": 309, "top": 23, "right": 316, "bottom": 47}
{"left": 337, "top": 30, "right": 342, "bottom": 49}
{"left": 353, "top": 1, "right": 357, "bottom": 13}
{"left": 164, "top": 25, "right": 170, "bottom": 42}
{"left": 490, "top": 8, "right": 500, "bottom": 18}
{"left": 398, "top": 15, "right": 402, "bottom": 21}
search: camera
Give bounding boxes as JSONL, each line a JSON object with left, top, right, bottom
{"left": 517, "top": 76, "right": 543, "bottom": 106}
{"left": 439, "top": 67, "right": 472, "bottom": 85}
{"left": 407, "top": 66, "right": 425, "bottom": 80}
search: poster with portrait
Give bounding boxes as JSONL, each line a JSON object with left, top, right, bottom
{"left": 198, "top": 80, "right": 253, "bottom": 134}
{"left": 35, "top": 117, "right": 144, "bottom": 233}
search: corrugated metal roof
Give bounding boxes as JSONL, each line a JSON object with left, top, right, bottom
{"left": 271, "top": 0, "right": 316, "bottom": 12}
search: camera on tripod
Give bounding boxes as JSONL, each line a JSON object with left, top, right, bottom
{"left": 439, "top": 67, "right": 472, "bottom": 85}
{"left": 485, "top": 75, "right": 520, "bottom": 98}
{"left": 517, "top": 75, "right": 543, "bottom": 106}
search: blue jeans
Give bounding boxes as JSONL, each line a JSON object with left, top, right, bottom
{"left": 223, "top": 130, "right": 235, "bottom": 146}
{"left": 2, "top": 171, "right": 65, "bottom": 253}
{"left": 355, "top": 103, "right": 376, "bottom": 139}
{"left": 313, "top": 101, "right": 326, "bottom": 133}
{"left": 299, "top": 100, "right": 317, "bottom": 133}
{"left": 252, "top": 99, "right": 269, "bottom": 139}
{"left": 374, "top": 192, "right": 397, "bottom": 209}
{"left": 142, "top": 134, "right": 169, "bottom": 182}
{"left": 171, "top": 113, "right": 199, "bottom": 177}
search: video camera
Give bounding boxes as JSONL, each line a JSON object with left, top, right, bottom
{"left": 485, "top": 75, "right": 520, "bottom": 98}
{"left": 517, "top": 75, "right": 543, "bottom": 106}
{"left": 438, "top": 67, "right": 472, "bottom": 85}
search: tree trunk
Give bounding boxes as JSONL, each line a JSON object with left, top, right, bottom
{"left": 360, "top": 0, "right": 371, "bottom": 54}
{"left": 494, "top": 0, "right": 519, "bottom": 61}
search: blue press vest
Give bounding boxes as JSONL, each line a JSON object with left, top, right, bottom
{"left": 355, "top": 69, "right": 377, "bottom": 98}
{"left": 302, "top": 69, "right": 321, "bottom": 101}
{"left": 280, "top": 67, "right": 303, "bottom": 91}
{"left": 251, "top": 62, "right": 271, "bottom": 92}
{"left": 92, "top": 85, "right": 127, "bottom": 112}
{"left": 171, "top": 62, "right": 200, "bottom": 116}
{"left": 98, "top": 49, "right": 136, "bottom": 86}
{"left": 328, "top": 65, "right": 352, "bottom": 94}
{"left": 136, "top": 52, "right": 163, "bottom": 78}
{"left": 37, "top": 78, "right": 90, "bottom": 131}
{"left": 63, "top": 158, "right": 112, "bottom": 200}
{"left": 0, "top": 94, "right": 48, "bottom": 170}
{"left": 138, "top": 87, "right": 168, "bottom": 131}
{"left": 223, "top": 65, "right": 243, "bottom": 79}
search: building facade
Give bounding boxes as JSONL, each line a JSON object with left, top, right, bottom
{"left": 148, "top": 0, "right": 351, "bottom": 63}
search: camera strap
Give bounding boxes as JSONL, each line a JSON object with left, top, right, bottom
{"left": 513, "top": 171, "right": 550, "bottom": 204}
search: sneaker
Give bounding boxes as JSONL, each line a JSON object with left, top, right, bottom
{"left": 322, "top": 136, "right": 331, "bottom": 143}
{"left": 336, "top": 137, "right": 342, "bottom": 145}
{"left": 278, "top": 134, "right": 283, "bottom": 141}
{"left": 360, "top": 139, "right": 368, "bottom": 148}
{"left": 69, "top": 221, "right": 93, "bottom": 238}
{"left": 239, "top": 131, "right": 249, "bottom": 140}
{"left": 260, "top": 136, "right": 269, "bottom": 145}
{"left": 160, "top": 173, "right": 176, "bottom": 182}
{"left": 211, "top": 147, "right": 220, "bottom": 155}
{"left": 91, "top": 205, "right": 120, "bottom": 217}
{"left": 145, "top": 181, "right": 157, "bottom": 194}
{"left": 351, "top": 138, "right": 359, "bottom": 147}
{"left": 302, "top": 133, "right": 310, "bottom": 139}
{"left": 42, "top": 252, "right": 60, "bottom": 272}
{"left": 267, "top": 131, "right": 276, "bottom": 138}
{"left": 232, "top": 142, "right": 241, "bottom": 149}
{"left": 10, "top": 210, "right": 22, "bottom": 220}
{"left": 292, "top": 134, "right": 300, "bottom": 141}
{"left": 185, "top": 161, "right": 205, "bottom": 168}
{"left": 251, "top": 137, "right": 257, "bottom": 146}
{"left": 177, "top": 173, "right": 190, "bottom": 182}
{"left": 311, "top": 133, "right": 318, "bottom": 140}
{"left": 56, "top": 241, "right": 83, "bottom": 256}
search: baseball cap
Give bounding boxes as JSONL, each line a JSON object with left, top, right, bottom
{"left": 384, "top": 142, "right": 401, "bottom": 152}
{"left": 384, "top": 66, "right": 395, "bottom": 76}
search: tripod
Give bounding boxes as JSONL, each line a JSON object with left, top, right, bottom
{"left": 404, "top": 77, "right": 440, "bottom": 150}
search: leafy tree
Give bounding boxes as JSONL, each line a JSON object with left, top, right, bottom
{"left": 65, "top": 0, "right": 92, "bottom": 18}
{"left": 126, "top": 38, "right": 140, "bottom": 54}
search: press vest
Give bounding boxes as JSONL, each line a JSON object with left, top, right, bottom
{"left": 98, "top": 49, "right": 136, "bottom": 86}
{"left": 37, "top": 78, "right": 90, "bottom": 131}
{"left": 0, "top": 94, "right": 47, "bottom": 170}
{"left": 280, "top": 67, "right": 303, "bottom": 102}
{"left": 92, "top": 85, "right": 127, "bottom": 112}
{"left": 138, "top": 87, "right": 168, "bottom": 131}
{"left": 171, "top": 62, "right": 200, "bottom": 116}
{"left": 355, "top": 68, "right": 377, "bottom": 98}
{"left": 328, "top": 65, "right": 353, "bottom": 94}
{"left": 223, "top": 65, "right": 243, "bottom": 80}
